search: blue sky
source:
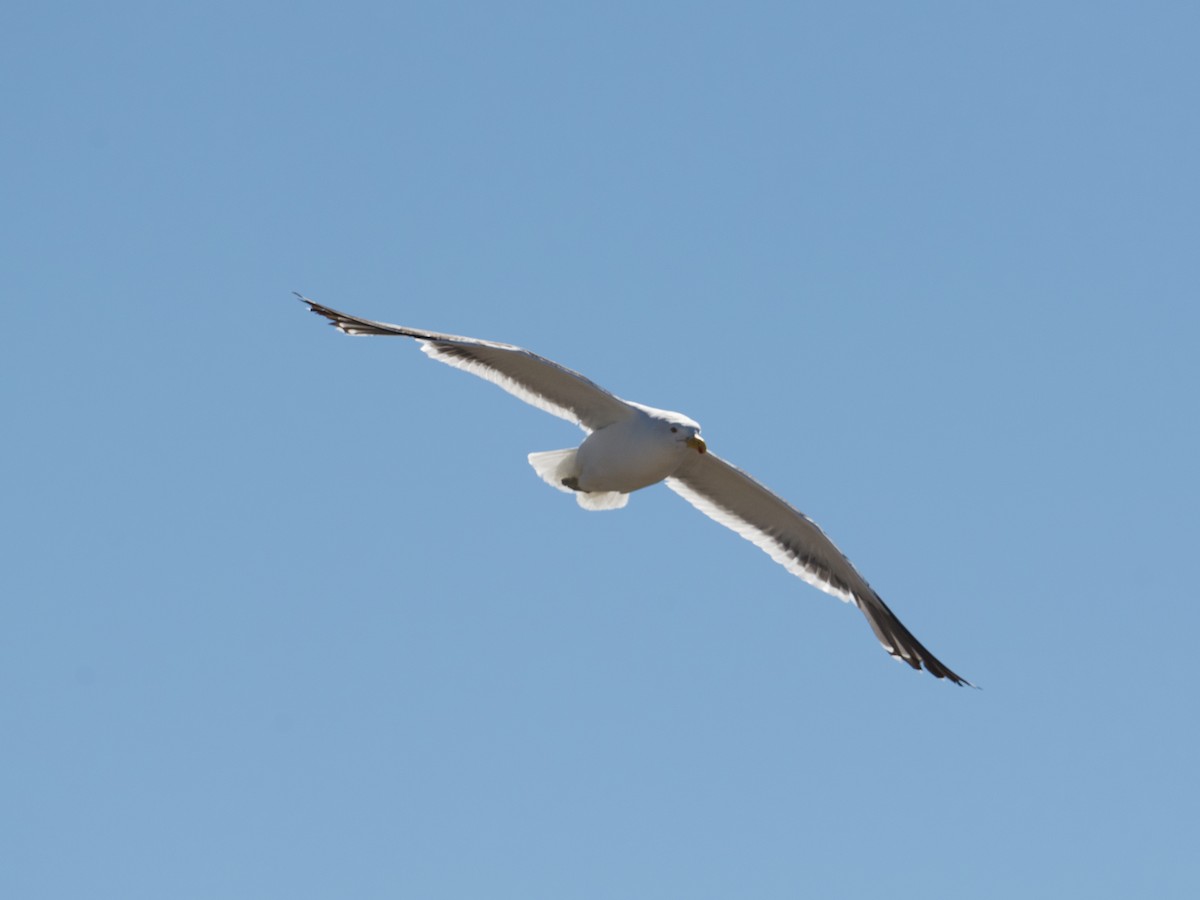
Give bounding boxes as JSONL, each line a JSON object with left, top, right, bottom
{"left": 4, "top": 2, "right": 1199, "bottom": 897}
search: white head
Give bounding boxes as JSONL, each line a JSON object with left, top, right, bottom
{"left": 630, "top": 402, "right": 707, "bottom": 455}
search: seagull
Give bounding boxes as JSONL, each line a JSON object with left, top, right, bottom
{"left": 298, "top": 294, "right": 970, "bottom": 685}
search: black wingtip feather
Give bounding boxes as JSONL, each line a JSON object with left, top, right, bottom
{"left": 859, "top": 596, "right": 973, "bottom": 686}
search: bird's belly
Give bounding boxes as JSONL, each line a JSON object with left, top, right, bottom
{"left": 575, "top": 424, "right": 681, "bottom": 493}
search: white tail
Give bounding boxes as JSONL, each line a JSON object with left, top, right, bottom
{"left": 575, "top": 490, "right": 629, "bottom": 511}
{"left": 528, "top": 448, "right": 580, "bottom": 494}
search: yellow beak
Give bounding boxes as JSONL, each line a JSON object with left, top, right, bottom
{"left": 685, "top": 435, "right": 707, "bottom": 454}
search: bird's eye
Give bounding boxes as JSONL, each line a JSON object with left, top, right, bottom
{"left": 670, "top": 426, "right": 678, "bottom": 433}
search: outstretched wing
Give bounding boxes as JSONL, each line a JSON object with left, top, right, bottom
{"left": 666, "top": 452, "right": 970, "bottom": 685}
{"left": 298, "top": 294, "right": 634, "bottom": 432}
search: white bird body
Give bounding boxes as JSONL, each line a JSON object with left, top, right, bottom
{"left": 298, "top": 294, "right": 971, "bottom": 685}
{"left": 576, "top": 406, "right": 701, "bottom": 494}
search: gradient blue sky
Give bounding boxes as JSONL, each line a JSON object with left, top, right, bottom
{"left": 4, "top": 2, "right": 1199, "bottom": 898}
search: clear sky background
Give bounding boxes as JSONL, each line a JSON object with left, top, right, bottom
{"left": 4, "top": 2, "right": 1198, "bottom": 898}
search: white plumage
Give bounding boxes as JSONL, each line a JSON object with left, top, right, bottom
{"left": 298, "top": 294, "right": 970, "bottom": 685}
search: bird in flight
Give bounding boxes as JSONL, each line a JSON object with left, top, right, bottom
{"left": 298, "top": 294, "right": 970, "bottom": 685}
